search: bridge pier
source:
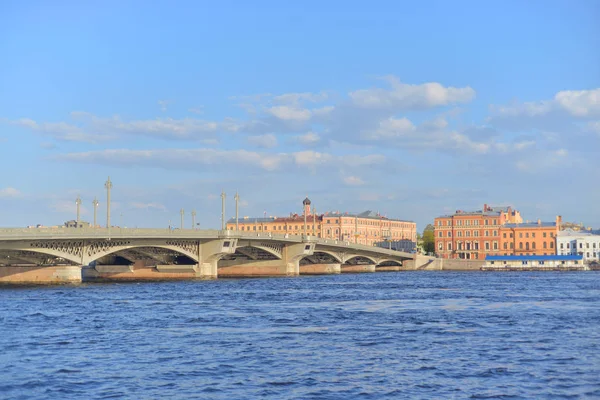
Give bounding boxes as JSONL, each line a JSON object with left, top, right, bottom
{"left": 341, "top": 264, "right": 376, "bottom": 273}
{"left": 0, "top": 265, "right": 82, "bottom": 284}
{"left": 376, "top": 265, "right": 401, "bottom": 272}
{"left": 218, "top": 260, "right": 292, "bottom": 277}
{"left": 299, "top": 263, "right": 341, "bottom": 275}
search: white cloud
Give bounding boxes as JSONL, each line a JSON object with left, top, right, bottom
{"left": 247, "top": 134, "right": 278, "bottom": 148}
{"left": 349, "top": 75, "right": 475, "bottom": 110}
{"left": 272, "top": 92, "right": 328, "bottom": 106}
{"left": 587, "top": 121, "right": 600, "bottom": 135}
{"left": 294, "top": 132, "right": 321, "bottom": 145}
{"left": 267, "top": 106, "right": 312, "bottom": 122}
{"left": 343, "top": 176, "right": 365, "bottom": 186}
{"left": 158, "top": 100, "right": 172, "bottom": 112}
{"left": 0, "top": 187, "right": 21, "bottom": 198}
{"left": 554, "top": 89, "right": 600, "bottom": 117}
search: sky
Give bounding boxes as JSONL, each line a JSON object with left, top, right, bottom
{"left": 1, "top": 0, "right": 599, "bottom": 230}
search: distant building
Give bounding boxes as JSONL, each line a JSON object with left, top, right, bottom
{"left": 64, "top": 220, "right": 90, "bottom": 228}
{"left": 226, "top": 198, "right": 416, "bottom": 247}
{"left": 557, "top": 228, "right": 600, "bottom": 263}
{"left": 482, "top": 254, "right": 584, "bottom": 270}
{"left": 434, "top": 204, "right": 523, "bottom": 260}
{"left": 499, "top": 217, "right": 560, "bottom": 256}
{"left": 375, "top": 239, "right": 416, "bottom": 253}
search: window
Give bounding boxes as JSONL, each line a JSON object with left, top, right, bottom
{"left": 580, "top": 243, "right": 583, "bottom": 249}
{"left": 466, "top": 220, "right": 470, "bottom": 226}
{"left": 503, "top": 242, "right": 508, "bottom": 250}
{"left": 493, "top": 219, "right": 497, "bottom": 225}
{"left": 466, "top": 231, "right": 471, "bottom": 237}
{"left": 543, "top": 242, "right": 547, "bottom": 249}
{"left": 485, "top": 242, "right": 490, "bottom": 250}
{"left": 448, "top": 243, "right": 452, "bottom": 251}
{"left": 526, "top": 242, "right": 530, "bottom": 250}
{"left": 493, "top": 230, "right": 498, "bottom": 236}
{"left": 485, "top": 220, "right": 489, "bottom": 225}
{"left": 510, "top": 243, "right": 514, "bottom": 249}
{"left": 519, "top": 233, "right": 523, "bottom": 238}
{"left": 438, "top": 243, "right": 443, "bottom": 250}
{"left": 532, "top": 242, "right": 536, "bottom": 250}
{"left": 493, "top": 242, "right": 498, "bottom": 250}
{"left": 567, "top": 243, "right": 570, "bottom": 249}
{"left": 438, "top": 221, "right": 442, "bottom": 226}
{"left": 447, "top": 221, "right": 451, "bottom": 226}
{"left": 485, "top": 231, "right": 489, "bottom": 237}
{"left": 447, "top": 232, "right": 452, "bottom": 237}
{"left": 503, "top": 233, "right": 507, "bottom": 239}
{"left": 560, "top": 243, "right": 564, "bottom": 249}
{"left": 526, "top": 233, "right": 529, "bottom": 238}
{"left": 550, "top": 242, "right": 554, "bottom": 249}
{"left": 475, "top": 243, "right": 479, "bottom": 250}
{"left": 587, "top": 243, "right": 590, "bottom": 249}
{"left": 439, "top": 231, "right": 443, "bottom": 238}
{"left": 474, "top": 231, "right": 479, "bottom": 237}
{"left": 532, "top": 232, "right": 535, "bottom": 238}
{"left": 543, "top": 232, "right": 547, "bottom": 238}
{"left": 458, "top": 231, "right": 463, "bottom": 237}
{"left": 519, "top": 242, "right": 523, "bottom": 249}
{"left": 510, "top": 233, "right": 513, "bottom": 238}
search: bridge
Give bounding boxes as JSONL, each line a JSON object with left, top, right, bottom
{"left": 0, "top": 228, "right": 415, "bottom": 284}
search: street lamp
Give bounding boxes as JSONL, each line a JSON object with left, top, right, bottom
{"left": 180, "top": 208, "right": 185, "bottom": 230}
{"left": 92, "top": 198, "right": 99, "bottom": 228}
{"left": 191, "top": 210, "right": 197, "bottom": 229}
{"left": 234, "top": 192, "right": 240, "bottom": 231}
{"left": 75, "top": 196, "right": 82, "bottom": 226}
{"left": 105, "top": 177, "right": 113, "bottom": 228}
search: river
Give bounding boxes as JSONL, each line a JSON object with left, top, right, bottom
{"left": 1, "top": 272, "right": 599, "bottom": 399}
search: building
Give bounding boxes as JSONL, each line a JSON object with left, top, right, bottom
{"left": 375, "top": 239, "right": 416, "bottom": 253}
{"left": 226, "top": 197, "right": 417, "bottom": 247}
{"left": 557, "top": 228, "right": 600, "bottom": 263}
{"left": 434, "top": 204, "right": 523, "bottom": 260}
{"left": 482, "top": 254, "right": 585, "bottom": 270}
{"left": 499, "top": 217, "right": 560, "bottom": 256}
{"left": 64, "top": 220, "right": 90, "bottom": 228}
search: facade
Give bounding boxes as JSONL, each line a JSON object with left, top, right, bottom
{"left": 482, "top": 254, "right": 584, "bottom": 270}
{"left": 375, "top": 239, "right": 416, "bottom": 253}
{"left": 557, "top": 228, "right": 600, "bottom": 263}
{"left": 499, "top": 218, "right": 560, "bottom": 256}
{"left": 64, "top": 220, "right": 90, "bottom": 228}
{"left": 434, "top": 204, "right": 523, "bottom": 260}
{"left": 226, "top": 198, "right": 416, "bottom": 247}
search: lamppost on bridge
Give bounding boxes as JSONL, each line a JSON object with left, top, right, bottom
{"left": 92, "top": 198, "right": 99, "bottom": 228}
{"left": 220, "top": 191, "right": 226, "bottom": 230}
{"left": 75, "top": 196, "right": 82, "bottom": 226}
{"left": 105, "top": 177, "right": 113, "bottom": 228}
{"left": 191, "top": 210, "right": 197, "bottom": 229}
{"left": 234, "top": 192, "right": 239, "bottom": 231}
{"left": 180, "top": 208, "right": 185, "bottom": 230}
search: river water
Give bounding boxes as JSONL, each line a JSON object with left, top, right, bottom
{"left": 1, "top": 272, "right": 599, "bottom": 399}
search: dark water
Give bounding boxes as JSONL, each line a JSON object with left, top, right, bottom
{"left": 1, "top": 272, "right": 599, "bottom": 399}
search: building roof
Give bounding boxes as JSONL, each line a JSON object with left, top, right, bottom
{"left": 558, "top": 228, "right": 599, "bottom": 237}
{"left": 322, "top": 210, "right": 414, "bottom": 223}
{"left": 485, "top": 255, "right": 583, "bottom": 261}
{"left": 227, "top": 210, "right": 414, "bottom": 224}
{"left": 436, "top": 205, "right": 512, "bottom": 218}
{"left": 503, "top": 222, "right": 556, "bottom": 228}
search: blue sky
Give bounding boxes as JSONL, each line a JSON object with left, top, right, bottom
{"left": 1, "top": 0, "right": 599, "bottom": 230}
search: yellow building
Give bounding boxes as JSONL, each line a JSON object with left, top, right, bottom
{"left": 226, "top": 197, "right": 416, "bottom": 247}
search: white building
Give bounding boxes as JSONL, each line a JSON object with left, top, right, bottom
{"left": 556, "top": 229, "right": 600, "bottom": 262}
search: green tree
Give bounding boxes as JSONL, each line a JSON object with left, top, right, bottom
{"left": 422, "top": 224, "right": 435, "bottom": 255}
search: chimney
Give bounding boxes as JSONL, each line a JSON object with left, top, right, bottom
{"left": 484, "top": 203, "right": 488, "bottom": 212}
{"left": 556, "top": 215, "right": 562, "bottom": 230}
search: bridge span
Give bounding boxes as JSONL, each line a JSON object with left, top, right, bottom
{"left": 0, "top": 228, "right": 415, "bottom": 284}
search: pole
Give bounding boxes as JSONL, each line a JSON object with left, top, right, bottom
{"left": 220, "top": 191, "right": 226, "bottom": 230}
{"left": 92, "top": 198, "right": 99, "bottom": 228}
{"left": 180, "top": 209, "right": 184, "bottom": 229}
{"left": 234, "top": 192, "right": 239, "bottom": 231}
{"left": 312, "top": 207, "right": 316, "bottom": 236}
{"left": 191, "top": 210, "right": 196, "bottom": 229}
{"left": 105, "top": 177, "right": 112, "bottom": 228}
{"left": 75, "top": 196, "right": 82, "bottom": 226}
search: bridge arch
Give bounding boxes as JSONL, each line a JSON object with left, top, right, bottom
{"left": 377, "top": 259, "right": 403, "bottom": 267}
{"left": 84, "top": 241, "right": 199, "bottom": 265}
{"left": 299, "top": 250, "right": 342, "bottom": 265}
{"left": 343, "top": 254, "right": 378, "bottom": 265}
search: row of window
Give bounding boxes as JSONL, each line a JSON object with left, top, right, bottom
{"left": 437, "top": 219, "right": 498, "bottom": 227}
{"left": 560, "top": 242, "right": 600, "bottom": 249}
{"left": 438, "top": 241, "right": 555, "bottom": 251}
